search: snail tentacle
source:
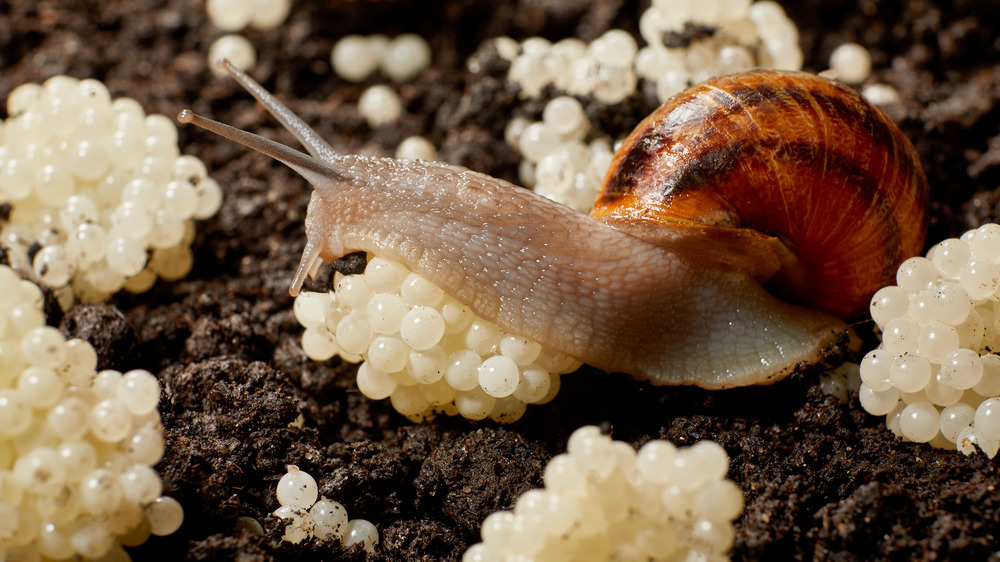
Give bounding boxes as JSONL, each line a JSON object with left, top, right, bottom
{"left": 216, "top": 59, "right": 340, "bottom": 165}
{"left": 178, "top": 108, "right": 353, "bottom": 293}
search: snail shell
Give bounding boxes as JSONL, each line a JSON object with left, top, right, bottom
{"left": 594, "top": 70, "right": 928, "bottom": 318}
{"left": 178, "top": 63, "right": 927, "bottom": 388}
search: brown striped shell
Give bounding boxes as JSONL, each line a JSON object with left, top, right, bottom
{"left": 592, "top": 70, "right": 928, "bottom": 318}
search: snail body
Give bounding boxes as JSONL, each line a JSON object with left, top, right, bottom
{"left": 179, "top": 62, "right": 927, "bottom": 389}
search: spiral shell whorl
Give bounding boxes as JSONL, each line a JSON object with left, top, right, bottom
{"left": 593, "top": 70, "right": 928, "bottom": 318}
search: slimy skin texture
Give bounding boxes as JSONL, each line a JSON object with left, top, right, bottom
{"left": 179, "top": 62, "right": 926, "bottom": 388}
{"left": 302, "top": 156, "right": 847, "bottom": 388}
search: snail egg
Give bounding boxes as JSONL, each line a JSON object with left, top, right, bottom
{"left": 17, "top": 367, "right": 63, "bottom": 407}
{"left": 958, "top": 258, "right": 1000, "bottom": 300}
{"left": 90, "top": 399, "right": 134, "bottom": 442}
{"left": 163, "top": 180, "right": 199, "bottom": 219}
{"left": 32, "top": 250, "right": 71, "bottom": 291}
{"left": 906, "top": 290, "right": 937, "bottom": 324}
{"left": 939, "top": 403, "right": 976, "bottom": 442}
{"left": 973, "top": 354, "right": 1000, "bottom": 396}
{"left": 106, "top": 236, "right": 148, "bottom": 277}
{"left": 247, "top": 0, "right": 291, "bottom": 30}
{"left": 717, "top": 46, "right": 755, "bottom": 75}
{"left": 125, "top": 424, "right": 166, "bottom": 465}
{"left": 364, "top": 257, "right": 409, "bottom": 292}
{"left": 469, "top": 426, "right": 741, "bottom": 559}
{"left": 302, "top": 326, "right": 339, "bottom": 361}
{"left": 828, "top": 42, "right": 872, "bottom": 84}
{"left": 400, "top": 307, "right": 445, "bottom": 350}
{"left": 13, "top": 446, "right": 66, "bottom": 493}
{"left": 446, "top": 350, "right": 483, "bottom": 392}
{"left": 277, "top": 465, "right": 319, "bottom": 509}
{"left": 0, "top": 315, "right": 186, "bottom": 558}
{"left": 862, "top": 83, "right": 902, "bottom": 106}
{"left": 335, "top": 312, "right": 372, "bottom": 355}
{"left": 273, "top": 506, "right": 313, "bottom": 544}
{"left": 332, "top": 35, "right": 380, "bottom": 82}
{"left": 381, "top": 33, "right": 431, "bottom": 82}
{"left": 896, "top": 257, "right": 938, "bottom": 293}
{"left": 193, "top": 177, "right": 224, "bottom": 219}
{"left": 542, "top": 96, "right": 587, "bottom": 136}
{"left": 21, "top": 326, "right": 68, "bottom": 368}
{"left": 862, "top": 224, "right": 1000, "bottom": 457}
{"left": 116, "top": 369, "right": 161, "bottom": 415}
{"left": 512, "top": 365, "right": 551, "bottom": 403}
{"left": 924, "top": 377, "right": 963, "bottom": 407}
{"left": 915, "top": 321, "right": 959, "bottom": 363}
{"left": 881, "top": 317, "right": 920, "bottom": 356}
{"left": 311, "top": 499, "right": 348, "bottom": 540}
{"left": 358, "top": 85, "right": 402, "bottom": 128}
{"left": 974, "top": 398, "right": 1000, "bottom": 442}
{"left": 47, "top": 396, "right": 90, "bottom": 438}
{"left": 119, "top": 464, "right": 163, "bottom": 505}
{"left": 395, "top": 136, "right": 437, "bottom": 161}
{"left": 519, "top": 123, "right": 559, "bottom": 163}
{"left": 931, "top": 283, "right": 972, "bottom": 326}
{"left": 295, "top": 257, "right": 580, "bottom": 422}
{"left": 500, "top": 335, "right": 542, "bottom": 366}
{"left": 454, "top": 387, "right": 496, "bottom": 420}
{"left": 971, "top": 224, "right": 1000, "bottom": 261}
{"left": 343, "top": 519, "right": 380, "bottom": 553}
{"left": 858, "top": 384, "right": 900, "bottom": 416}
{"left": 367, "top": 293, "right": 409, "bottom": 334}
{"left": 464, "top": 320, "right": 501, "bottom": 355}
{"left": 205, "top": 0, "right": 253, "bottom": 31}
{"left": 478, "top": 356, "right": 520, "bottom": 398}
{"left": 146, "top": 496, "right": 184, "bottom": 536}
{"left": 932, "top": 239, "right": 971, "bottom": 277}
{"left": 0, "top": 390, "right": 33, "bottom": 437}
{"left": 208, "top": 35, "right": 257, "bottom": 78}
{"left": 406, "top": 347, "right": 446, "bottom": 384}
{"left": 356, "top": 362, "right": 398, "bottom": 400}
{"left": 587, "top": 29, "right": 638, "bottom": 67}
{"left": 900, "top": 401, "right": 941, "bottom": 443}
{"left": 390, "top": 385, "right": 432, "bottom": 418}
{"left": 336, "top": 275, "right": 373, "bottom": 309}
{"left": 368, "top": 335, "right": 409, "bottom": 373}
{"left": 938, "top": 349, "right": 983, "bottom": 390}
{"left": 400, "top": 272, "right": 444, "bottom": 307}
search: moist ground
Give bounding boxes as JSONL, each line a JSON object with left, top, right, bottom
{"left": 2, "top": 0, "right": 1000, "bottom": 560}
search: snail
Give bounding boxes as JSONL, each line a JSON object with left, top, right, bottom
{"left": 178, "top": 60, "right": 928, "bottom": 389}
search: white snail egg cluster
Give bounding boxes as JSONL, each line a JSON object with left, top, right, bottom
{"left": 273, "top": 465, "right": 378, "bottom": 553}
{"left": 0, "top": 75, "right": 222, "bottom": 308}
{"left": 294, "top": 257, "right": 581, "bottom": 423}
{"left": 504, "top": 96, "right": 614, "bottom": 213}
{"left": 498, "top": 0, "right": 800, "bottom": 213}
{"left": 862, "top": 223, "right": 1000, "bottom": 457}
{"left": 504, "top": 0, "right": 801, "bottom": 104}
{"left": 828, "top": 42, "right": 873, "bottom": 84}
{"left": 205, "top": 0, "right": 291, "bottom": 32}
{"left": 208, "top": 35, "right": 257, "bottom": 78}
{"left": 0, "top": 265, "right": 181, "bottom": 560}
{"left": 357, "top": 85, "right": 403, "bottom": 128}
{"left": 463, "top": 426, "right": 743, "bottom": 562}
{"left": 331, "top": 34, "right": 432, "bottom": 83}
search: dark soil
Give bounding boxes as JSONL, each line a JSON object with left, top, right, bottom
{"left": 3, "top": 0, "right": 1000, "bottom": 560}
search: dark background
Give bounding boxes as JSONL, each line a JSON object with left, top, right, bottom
{"left": 2, "top": 0, "right": 1000, "bottom": 560}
